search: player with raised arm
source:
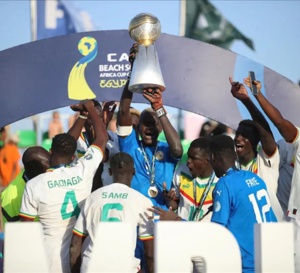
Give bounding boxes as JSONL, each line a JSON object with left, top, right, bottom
{"left": 19, "top": 99, "right": 108, "bottom": 273}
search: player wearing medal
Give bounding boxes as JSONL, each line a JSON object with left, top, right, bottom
{"left": 117, "top": 44, "right": 182, "bottom": 273}
{"left": 19, "top": 99, "right": 108, "bottom": 273}
{"left": 117, "top": 45, "right": 183, "bottom": 209}
{"left": 173, "top": 137, "right": 218, "bottom": 221}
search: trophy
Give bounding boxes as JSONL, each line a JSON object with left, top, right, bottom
{"left": 128, "top": 13, "right": 166, "bottom": 93}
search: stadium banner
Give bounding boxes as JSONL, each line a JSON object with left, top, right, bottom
{"left": 0, "top": 30, "right": 299, "bottom": 133}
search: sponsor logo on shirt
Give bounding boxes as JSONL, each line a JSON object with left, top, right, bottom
{"left": 214, "top": 201, "right": 221, "bottom": 212}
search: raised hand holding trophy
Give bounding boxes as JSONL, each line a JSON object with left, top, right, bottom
{"left": 128, "top": 13, "right": 166, "bottom": 93}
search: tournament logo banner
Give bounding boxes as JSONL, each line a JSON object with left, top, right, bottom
{"left": 0, "top": 30, "right": 299, "bottom": 133}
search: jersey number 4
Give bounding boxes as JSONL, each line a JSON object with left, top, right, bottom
{"left": 248, "top": 189, "right": 271, "bottom": 223}
{"left": 60, "top": 190, "right": 80, "bottom": 220}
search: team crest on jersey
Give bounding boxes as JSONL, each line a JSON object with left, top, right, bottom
{"left": 155, "top": 151, "right": 164, "bottom": 161}
{"left": 84, "top": 153, "right": 93, "bottom": 160}
{"left": 214, "top": 201, "right": 221, "bottom": 212}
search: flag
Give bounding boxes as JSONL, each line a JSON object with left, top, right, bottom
{"left": 32, "top": 0, "right": 95, "bottom": 40}
{"left": 184, "top": 0, "right": 254, "bottom": 50}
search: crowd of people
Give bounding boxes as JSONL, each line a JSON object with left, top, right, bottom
{"left": 0, "top": 44, "right": 298, "bottom": 273}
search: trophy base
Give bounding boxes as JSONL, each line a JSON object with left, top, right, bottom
{"left": 129, "top": 83, "right": 166, "bottom": 93}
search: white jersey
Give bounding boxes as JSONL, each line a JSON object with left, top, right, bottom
{"left": 277, "top": 139, "right": 293, "bottom": 220}
{"left": 288, "top": 127, "right": 300, "bottom": 219}
{"left": 77, "top": 131, "right": 119, "bottom": 186}
{"left": 20, "top": 145, "right": 103, "bottom": 273}
{"left": 173, "top": 164, "right": 218, "bottom": 222}
{"left": 73, "top": 183, "right": 154, "bottom": 273}
{"left": 239, "top": 145, "right": 284, "bottom": 221}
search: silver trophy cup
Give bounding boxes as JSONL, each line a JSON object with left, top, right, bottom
{"left": 128, "top": 13, "right": 166, "bottom": 93}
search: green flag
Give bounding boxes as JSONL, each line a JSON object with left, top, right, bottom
{"left": 184, "top": 0, "right": 254, "bottom": 50}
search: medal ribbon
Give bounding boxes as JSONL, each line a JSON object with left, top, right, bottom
{"left": 192, "top": 172, "right": 216, "bottom": 221}
{"left": 140, "top": 141, "right": 159, "bottom": 187}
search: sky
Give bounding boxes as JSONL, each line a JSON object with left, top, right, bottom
{"left": 1, "top": 0, "right": 300, "bottom": 139}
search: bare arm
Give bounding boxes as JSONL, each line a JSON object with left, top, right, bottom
{"left": 70, "top": 234, "right": 85, "bottom": 273}
{"left": 229, "top": 77, "right": 277, "bottom": 157}
{"left": 117, "top": 80, "right": 133, "bottom": 129}
{"left": 117, "top": 45, "right": 136, "bottom": 131}
{"left": 143, "top": 89, "right": 183, "bottom": 158}
{"left": 20, "top": 216, "right": 34, "bottom": 222}
{"left": 144, "top": 239, "right": 154, "bottom": 273}
{"left": 244, "top": 78, "right": 297, "bottom": 143}
{"left": 102, "top": 101, "right": 117, "bottom": 129}
{"left": 67, "top": 114, "right": 86, "bottom": 141}
{"left": 81, "top": 100, "right": 108, "bottom": 153}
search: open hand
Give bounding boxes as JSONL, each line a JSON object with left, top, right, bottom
{"left": 229, "top": 77, "right": 249, "bottom": 101}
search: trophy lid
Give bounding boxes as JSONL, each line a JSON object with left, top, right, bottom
{"left": 128, "top": 13, "right": 161, "bottom": 45}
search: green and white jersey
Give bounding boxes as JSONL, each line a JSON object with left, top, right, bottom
{"left": 173, "top": 164, "right": 218, "bottom": 222}
{"left": 73, "top": 183, "right": 154, "bottom": 273}
{"left": 20, "top": 145, "right": 104, "bottom": 273}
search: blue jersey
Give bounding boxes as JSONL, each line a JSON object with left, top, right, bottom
{"left": 211, "top": 168, "right": 277, "bottom": 273}
{"left": 119, "top": 129, "right": 179, "bottom": 209}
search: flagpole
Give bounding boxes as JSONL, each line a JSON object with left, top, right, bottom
{"left": 30, "top": 0, "right": 40, "bottom": 145}
{"left": 30, "top": 0, "right": 37, "bottom": 41}
{"left": 177, "top": 0, "right": 186, "bottom": 138}
{"left": 179, "top": 0, "right": 186, "bottom": 36}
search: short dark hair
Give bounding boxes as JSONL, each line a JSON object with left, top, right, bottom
{"left": 23, "top": 146, "right": 50, "bottom": 179}
{"left": 190, "top": 137, "right": 210, "bottom": 156}
{"left": 110, "top": 152, "right": 134, "bottom": 171}
{"left": 51, "top": 133, "right": 76, "bottom": 157}
{"left": 210, "top": 135, "right": 236, "bottom": 159}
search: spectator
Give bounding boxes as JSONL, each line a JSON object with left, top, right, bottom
{"left": 19, "top": 99, "right": 108, "bottom": 273}
{"left": 199, "top": 120, "right": 227, "bottom": 138}
{"left": 70, "top": 152, "right": 154, "bottom": 273}
{"left": 48, "top": 110, "right": 64, "bottom": 139}
{"left": 0, "top": 128, "right": 21, "bottom": 188}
